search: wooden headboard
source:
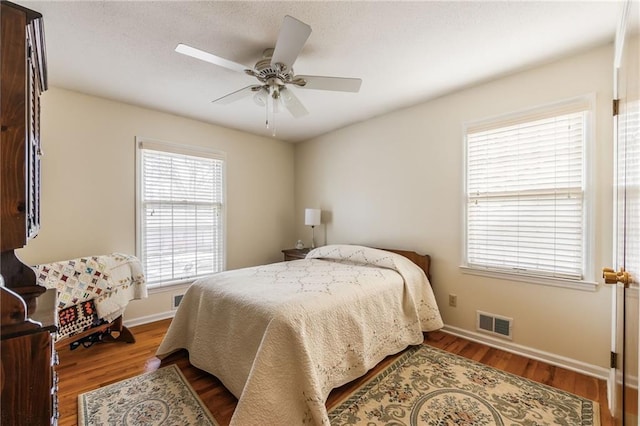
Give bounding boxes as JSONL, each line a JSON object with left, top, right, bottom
{"left": 378, "top": 248, "right": 431, "bottom": 282}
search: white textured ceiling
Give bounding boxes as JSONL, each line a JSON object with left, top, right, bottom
{"left": 22, "top": 1, "right": 624, "bottom": 142}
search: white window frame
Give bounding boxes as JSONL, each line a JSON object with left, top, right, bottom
{"left": 460, "top": 95, "right": 597, "bottom": 291}
{"left": 135, "top": 137, "right": 226, "bottom": 291}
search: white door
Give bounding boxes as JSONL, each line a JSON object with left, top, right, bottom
{"left": 609, "top": 1, "right": 639, "bottom": 423}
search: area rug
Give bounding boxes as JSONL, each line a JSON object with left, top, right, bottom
{"left": 78, "top": 364, "right": 218, "bottom": 425}
{"left": 329, "top": 345, "right": 600, "bottom": 426}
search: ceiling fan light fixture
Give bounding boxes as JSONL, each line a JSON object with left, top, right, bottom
{"left": 253, "top": 87, "right": 268, "bottom": 107}
{"left": 270, "top": 86, "right": 281, "bottom": 115}
{"left": 280, "top": 88, "right": 293, "bottom": 104}
{"left": 270, "top": 85, "right": 280, "bottom": 99}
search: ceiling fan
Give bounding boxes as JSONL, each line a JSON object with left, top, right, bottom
{"left": 175, "top": 15, "right": 362, "bottom": 134}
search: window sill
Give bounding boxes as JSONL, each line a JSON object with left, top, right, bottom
{"left": 459, "top": 266, "right": 599, "bottom": 292}
{"left": 147, "top": 278, "right": 195, "bottom": 295}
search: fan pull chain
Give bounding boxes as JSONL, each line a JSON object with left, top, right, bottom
{"left": 271, "top": 114, "right": 277, "bottom": 137}
{"left": 266, "top": 90, "right": 277, "bottom": 137}
{"left": 265, "top": 95, "right": 270, "bottom": 129}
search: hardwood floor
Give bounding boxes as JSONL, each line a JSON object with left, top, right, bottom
{"left": 57, "top": 319, "right": 614, "bottom": 425}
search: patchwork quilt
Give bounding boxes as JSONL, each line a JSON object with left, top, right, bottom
{"left": 57, "top": 300, "right": 105, "bottom": 342}
{"left": 35, "top": 253, "right": 147, "bottom": 340}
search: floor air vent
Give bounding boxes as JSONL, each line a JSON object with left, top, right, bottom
{"left": 477, "top": 311, "right": 513, "bottom": 339}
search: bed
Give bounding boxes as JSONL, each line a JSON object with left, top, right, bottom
{"left": 35, "top": 253, "right": 147, "bottom": 348}
{"left": 156, "top": 244, "right": 443, "bottom": 425}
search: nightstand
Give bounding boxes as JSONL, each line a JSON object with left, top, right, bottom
{"left": 282, "top": 248, "right": 311, "bottom": 261}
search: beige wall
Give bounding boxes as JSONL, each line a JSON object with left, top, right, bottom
{"left": 18, "top": 87, "right": 295, "bottom": 321}
{"left": 295, "top": 44, "right": 614, "bottom": 369}
{"left": 16, "top": 44, "right": 615, "bottom": 369}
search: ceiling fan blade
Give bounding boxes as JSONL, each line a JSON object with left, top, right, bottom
{"left": 295, "top": 75, "right": 362, "bottom": 93}
{"left": 280, "top": 87, "right": 309, "bottom": 118}
{"left": 212, "top": 85, "right": 261, "bottom": 104}
{"left": 176, "top": 43, "right": 249, "bottom": 74}
{"left": 271, "top": 15, "right": 312, "bottom": 69}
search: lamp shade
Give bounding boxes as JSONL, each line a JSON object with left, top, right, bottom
{"left": 304, "top": 208, "right": 321, "bottom": 226}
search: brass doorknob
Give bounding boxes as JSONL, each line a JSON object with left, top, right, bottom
{"left": 602, "top": 267, "right": 633, "bottom": 286}
{"left": 618, "top": 270, "right": 631, "bottom": 285}
{"left": 603, "top": 267, "right": 618, "bottom": 284}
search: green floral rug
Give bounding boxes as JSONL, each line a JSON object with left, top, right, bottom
{"left": 78, "top": 364, "right": 217, "bottom": 425}
{"left": 329, "top": 345, "right": 600, "bottom": 426}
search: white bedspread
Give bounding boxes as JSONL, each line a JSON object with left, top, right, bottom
{"left": 156, "top": 245, "right": 443, "bottom": 425}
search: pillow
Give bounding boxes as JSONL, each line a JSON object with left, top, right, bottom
{"left": 306, "top": 244, "right": 402, "bottom": 272}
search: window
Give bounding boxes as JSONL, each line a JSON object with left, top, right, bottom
{"left": 136, "top": 138, "right": 225, "bottom": 287}
{"left": 463, "top": 97, "right": 593, "bottom": 286}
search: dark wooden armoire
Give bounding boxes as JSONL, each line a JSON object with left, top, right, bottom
{"left": 1, "top": 1, "right": 58, "bottom": 424}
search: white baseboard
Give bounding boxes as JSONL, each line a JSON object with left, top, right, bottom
{"left": 124, "top": 310, "right": 176, "bottom": 328}
{"left": 441, "top": 324, "right": 609, "bottom": 381}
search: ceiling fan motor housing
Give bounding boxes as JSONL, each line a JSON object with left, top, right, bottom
{"left": 250, "top": 49, "right": 295, "bottom": 86}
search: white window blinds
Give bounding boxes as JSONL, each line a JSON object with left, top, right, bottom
{"left": 465, "top": 103, "right": 589, "bottom": 281}
{"left": 138, "top": 140, "right": 224, "bottom": 286}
